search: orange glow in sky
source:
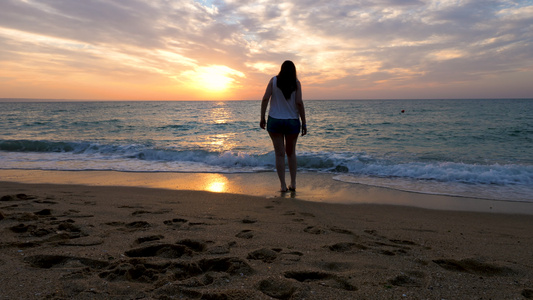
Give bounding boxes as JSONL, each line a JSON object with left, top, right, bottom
{"left": 0, "top": 1, "right": 532, "bottom": 100}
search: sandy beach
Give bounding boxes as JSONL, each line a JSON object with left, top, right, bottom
{"left": 1, "top": 171, "right": 532, "bottom": 299}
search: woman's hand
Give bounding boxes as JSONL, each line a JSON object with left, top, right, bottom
{"left": 301, "top": 124, "right": 307, "bottom": 136}
{"left": 260, "top": 118, "right": 266, "bottom": 129}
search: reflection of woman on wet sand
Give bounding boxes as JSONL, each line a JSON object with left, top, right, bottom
{"left": 260, "top": 60, "right": 307, "bottom": 192}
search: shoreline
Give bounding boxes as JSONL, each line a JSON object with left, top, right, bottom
{"left": 1, "top": 169, "right": 532, "bottom": 215}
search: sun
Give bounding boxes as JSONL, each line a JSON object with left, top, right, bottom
{"left": 183, "top": 65, "right": 245, "bottom": 94}
{"left": 198, "top": 70, "right": 233, "bottom": 92}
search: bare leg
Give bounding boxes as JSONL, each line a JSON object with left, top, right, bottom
{"left": 285, "top": 133, "right": 299, "bottom": 190}
{"left": 269, "top": 132, "right": 288, "bottom": 191}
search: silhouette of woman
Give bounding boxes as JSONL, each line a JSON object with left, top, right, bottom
{"left": 260, "top": 60, "right": 307, "bottom": 192}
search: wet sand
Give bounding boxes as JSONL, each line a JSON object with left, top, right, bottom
{"left": 1, "top": 169, "right": 532, "bottom": 214}
{"left": 0, "top": 171, "right": 532, "bottom": 299}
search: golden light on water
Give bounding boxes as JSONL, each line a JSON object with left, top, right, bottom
{"left": 209, "top": 134, "right": 230, "bottom": 149}
{"left": 212, "top": 102, "right": 230, "bottom": 124}
{"left": 204, "top": 102, "right": 238, "bottom": 151}
{"left": 204, "top": 174, "right": 229, "bottom": 193}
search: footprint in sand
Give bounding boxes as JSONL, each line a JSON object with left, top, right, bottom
{"left": 432, "top": 258, "right": 515, "bottom": 276}
{"left": 247, "top": 248, "right": 279, "bottom": 263}
{"left": 99, "top": 260, "right": 164, "bottom": 283}
{"left": 104, "top": 221, "right": 125, "bottom": 226}
{"left": 118, "top": 205, "right": 144, "bottom": 209}
{"left": 235, "top": 229, "right": 254, "bottom": 239}
{"left": 303, "top": 226, "right": 326, "bottom": 235}
{"left": 125, "top": 221, "right": 151, "bottom": 229}
{"left": 104, "top": 221, "right": 151, "bottom": 232}
{"left": 316, "top": 261, "right": 355, "bottom": 272}
{"left": 32, "top": 228, "right": 53, "bottom": 237}
{"left": 125, "top": 239, "right": 209, "bottom": 258}
{"left": 57, "top": 221, "right": 82, "bottom": 233}
{"left": 135, "top": 235, "right": 164, "bottom": 244}
{"left": 155, "top": 276, "right": 260, "bottom": 299}
{"left": 280, "top": 251, "right": 304, "bottom": 262}
{"left": 132, "top": 209, "right": 171, "bottom": 216}
{"left": 241, "top": 218, "right": 257, "bottom": 224}
{"left": 59, "top": 236, "right": 104, "bottom": 247}
{"left": 34, "top": 209, "right": 52, "bottom": 216}
{"left": 176, "top": 239, "right": 209, "bottom": 252}
{"left": 258, "top": 277, "right": 298, "bottom": 299}
{"left": 131, "top": 210, "right": 151, "bottom": 216}
{"left": 15, "top": 213, "right": 38, "bottom": 222}
{"left": 10, "top": 223, "right": 36, "bottom": 233}
{"left": 359, "top": 229, "right": 421, "bottom": 256}
{"left": 327, "top": 242, "right": 368, "bottom": 252}
{"left": 284, "top": 270, "right": 358, "bottom": 291}
{"left": 33, "top": 199, "right": 58, "bottom": 204}
{"left": 207, "top": 241, "right": 236, "bottom": 255}
{"left": 25, "top": 254, "right": 109, "bottom": 269}
{"left": 329, "top": 226, "right": 355, "bottom": 235}
{"left": 388, "top": 271, "right": 427, "bottom": 287}
{"left": 163, "top": 218, "right": 188, "bottom": 226}
{"left": 1, "top": 194, "right": 36, "bottom": 201}
{"left": 100, "top": 256, "right": 254, "bottom": 286}
{"left": 198, "top": 257, "right": 254, "bottom": 275}
{"left": 125, "top": 244, "right": 192, "bottom": 259}
{"left": 389, "top": 239, "right": 418, "bottom": 246}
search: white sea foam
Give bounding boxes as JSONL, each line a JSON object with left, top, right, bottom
{"left": 333, "top": 174, "right": 533, "bottom": 203}
{"left": 1, "top": 143, "right": 531, "bottom": 190}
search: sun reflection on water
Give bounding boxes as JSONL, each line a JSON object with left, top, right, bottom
{"left": 204, "top": 174, "right": 229, "bottom": 193}
{"left": 212, "top": 102, "right": 230, "bottom": 124}
{"left": 204, "top": 102, "right": 239, "bottom": 152}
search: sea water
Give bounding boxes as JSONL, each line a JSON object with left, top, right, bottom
{"left": 1, "top": 99, "right": 532, "bottom": 203}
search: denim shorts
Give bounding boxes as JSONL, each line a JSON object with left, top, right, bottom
{"left": 267, "top": 116, "right": 301, "bottom": 135}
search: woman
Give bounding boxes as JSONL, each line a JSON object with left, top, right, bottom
{"left": 260, "top": 60, "right": 307, "bottom": 192}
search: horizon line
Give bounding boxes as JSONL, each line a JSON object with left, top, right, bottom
{"left": 1, "top": 97, "right": 532, "bottom": 103}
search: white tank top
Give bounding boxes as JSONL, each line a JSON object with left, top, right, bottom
{"left": 268, "top": 76, "right": 299, "bottom": 119}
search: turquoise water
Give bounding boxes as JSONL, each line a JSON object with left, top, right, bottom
{"left": 1, "top": 99, "right": 532, "bottom": 202}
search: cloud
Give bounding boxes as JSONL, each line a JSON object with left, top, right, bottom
{"left": 0, "top": 0, "right": 532, "bottom": 99}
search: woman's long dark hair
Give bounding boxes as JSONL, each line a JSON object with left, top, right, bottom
{"left": 276, "top": 60, "right": 297, "bottom": 100}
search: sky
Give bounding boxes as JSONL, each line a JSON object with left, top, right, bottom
{"left": 0, "top": 0, "right": 532, "bottom": 101}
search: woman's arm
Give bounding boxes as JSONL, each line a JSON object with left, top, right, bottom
{"left": 260, "top": 78, "right": 273, "bottom": 129}
{"left": 295, "top": 81, "right": 307, "bottom": 136}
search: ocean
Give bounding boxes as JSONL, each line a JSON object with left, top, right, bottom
{"left": 1, "top": 99, "right": 532, "bottom": 203}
